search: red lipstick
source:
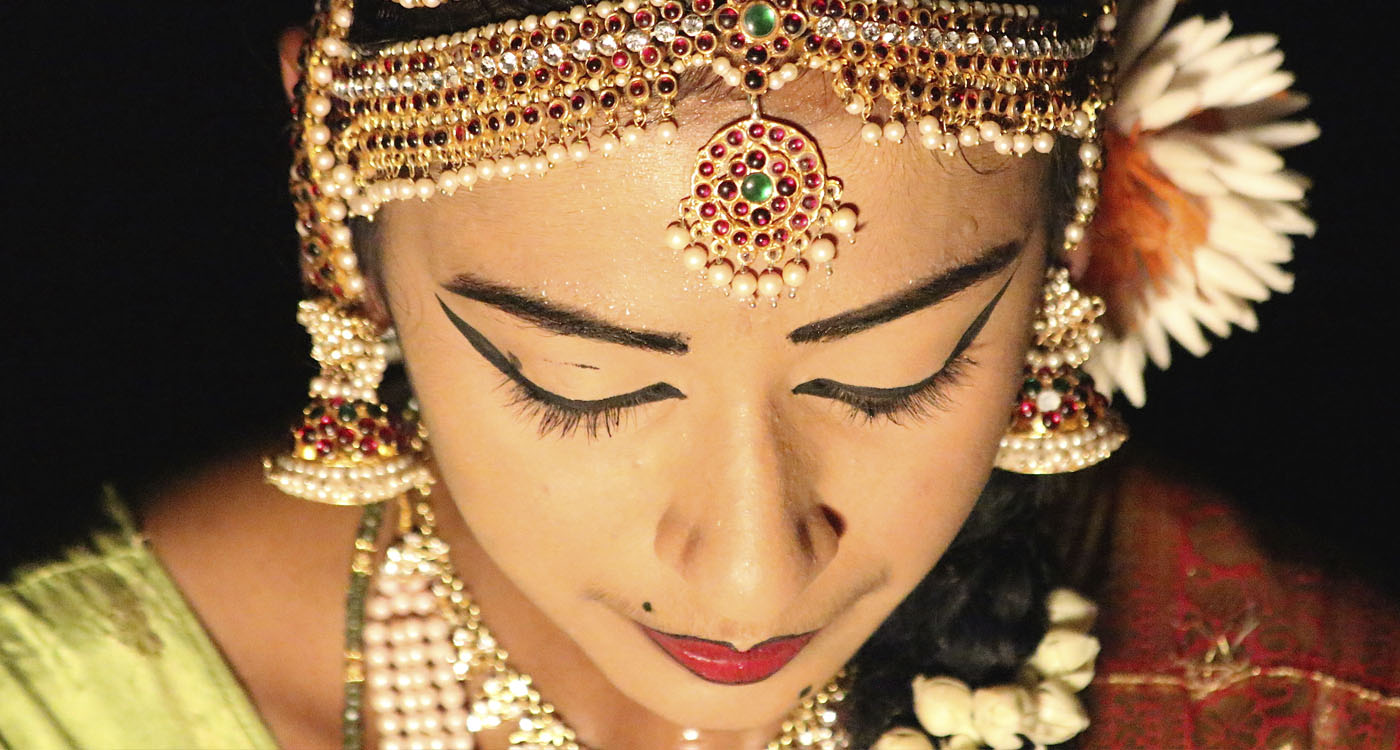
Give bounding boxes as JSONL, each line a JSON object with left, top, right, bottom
{"left": 642, "top": 626, "right": 816, "bottom": 685}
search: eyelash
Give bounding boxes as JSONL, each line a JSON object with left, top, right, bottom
{"left": 829, "top": 354, "right": 974, "bottom": 425}
{"left": 502, "top": 354, "right": 975, "bottom": 439}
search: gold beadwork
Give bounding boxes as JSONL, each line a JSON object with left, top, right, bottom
{"left": 292, "top": 0, "right": 1116, "bottom": 306}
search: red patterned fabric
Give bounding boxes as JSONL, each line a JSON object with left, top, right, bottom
{"left": 1080, "top": 469, "right": 1400, "bottom": 749}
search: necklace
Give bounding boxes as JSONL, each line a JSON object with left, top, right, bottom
{"left": 340, "top": 493, "right": 848, "bottom": 750}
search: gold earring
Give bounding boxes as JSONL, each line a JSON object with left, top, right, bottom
{"left": 264, "top": 298, "right": 432, "bottom": 504}
{"left": 995, "top": 267, "right": 1127, "bottom": 475}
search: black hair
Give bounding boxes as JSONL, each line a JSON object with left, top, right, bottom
{"left": 344, "top": 0, "right": 1103, "bottom": 744}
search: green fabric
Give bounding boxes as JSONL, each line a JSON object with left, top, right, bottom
{"left": 0, "top": 488, "right": 279, "bottom": 749}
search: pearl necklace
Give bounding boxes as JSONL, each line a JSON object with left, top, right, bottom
{"left": 341, "top": 495, "right": 848, "bottom": 750}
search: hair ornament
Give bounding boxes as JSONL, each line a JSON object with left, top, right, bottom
{"left": 290, "top": 0, "right": 1119, "bottom": 309}
{"left": 1078, "top": 0, "right": 1318, "bottom": 406}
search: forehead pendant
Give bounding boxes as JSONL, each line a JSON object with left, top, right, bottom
{"left": 664, "top": 0, "right": 857, "bottom": 305}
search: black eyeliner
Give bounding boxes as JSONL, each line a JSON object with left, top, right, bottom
{"left": 792, "top": 262, "right": 1019, "bottom": 400}
{"left": 435, "top": 295, "right": 684, "bottom": 410}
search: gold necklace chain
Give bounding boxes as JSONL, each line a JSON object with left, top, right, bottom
{"left": 346, "top": 493, "right": 849, "bottom": 750}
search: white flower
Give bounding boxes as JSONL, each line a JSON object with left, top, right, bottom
{"left": 970, "top": 685, "right": 1033, "bottom": 750}
{"left": 871, "top": 727, "right": 935, "bottom": 750}
{"left": 912, "top": 675, "right": 976, "bottom": 737}
{"left": 1081, "top": 0, "right": 1318, "bottom": 406}
{"left": 1046, "top": 588, "right": 1098, "bottom": 632}
{"left": 1028, "top": 628, "right": 1100, "bottom": 689}
{"left": 1025, "top": 679, "right": 1091, "bottom": 746}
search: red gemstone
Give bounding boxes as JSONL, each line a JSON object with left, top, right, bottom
{"left": 772, "top": 197, "right": 789, "bottom": 211}
{"left": 319, "top": 414, "right": 335, "bottom": 426}
{"left": 641, "top": 46, "right": 660, "bottom": 64}
{"left": 699, "top": 161, "right": 715, "bottom": 176}
{"left": 732, "top": 231, "right": 749, "bottom": 245}
{"left": 787, "top": 137, "right": 805, "bottom": 152}
{"left": 769, "top": 127, "right": 786, "bottom": 143}
{"left": 315, "top": 439, "right": 333, "bottom": 455}
{"left": 337, "top": 428, "right": 357, "bottom": 445}
{"left": 696, "top": 184, "right": 713, "bottom": 199}
{"left": 798, "top": 156, "right": 816, "bottom": 172}
{"left": 790, "top": 213, "right": 808, "bottom": 229}
{"left": 612, "top": 52, "right": 630, "bottom": 68}
{"left": 748, "top": 122, "right": 766, "bottom": 138}
{"left": 1018, "top": 400, "right": 1036, "bottom": 417}
{"left": 777, "top": 176, "right": 798, "bottom": 195}
{"left": 1043, "top": 413, "right": 1062, "bottom": 428}
{"left": 772, "top": 160, "right": 787, "bottom": 174}
{"left": 801, "top": 196, "right": 819, "bottom": 210}
{"left": 774, "top": 228, "right": 789, "bottom": 242}
{"left": 714, "top": 220, "right": 731, "bottom": 235}
{"left": 700, "top": 201, "right": 717, "bottom": 217}
{"left": 804, "top": 173, "right": 823, "bottom": 189}
{"left": 726, "top": 129, "right": 744, "bottom": 146}
{"left": 734, "top": 201, "right": 749, "bottom": 215}
{"left": 730, "top": 162, "right": 747, "bottom": 177}
{"left": 746, "top": 150, "right": 766, "bottom": 169}
{"left": 755, "top": 233, "right": 771, "bottom": 246}
{"left": 710, "top": 144, "right": 727, "bottom": 158}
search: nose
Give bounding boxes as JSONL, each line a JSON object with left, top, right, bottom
{"left": 654, "top": 398, "right": 842, "bottom": 643}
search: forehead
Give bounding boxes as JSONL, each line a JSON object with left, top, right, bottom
{"left": 378, "top": 72, "right": 1048, "bottom": 334}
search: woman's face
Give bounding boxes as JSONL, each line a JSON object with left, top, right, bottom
{"left": 374, "top": 70, "right": 1049, "bottom": 731}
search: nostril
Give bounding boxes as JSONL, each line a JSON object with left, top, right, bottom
{"left": 820, "top": 504, "right": 846, "bottom": 538}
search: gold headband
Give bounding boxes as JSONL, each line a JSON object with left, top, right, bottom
{"left": 292, "top": 0, "right": 1115, "bottom": 304}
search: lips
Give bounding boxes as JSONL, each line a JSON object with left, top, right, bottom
{"left": 642, "top": 626, "right": 816, "bottom": 685}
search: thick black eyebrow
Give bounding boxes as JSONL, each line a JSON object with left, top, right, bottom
{"left": 787, "top": 240, "right": 1024, "bottom": 344}
{"left": 441, "top": 273, "right": 690, "bottom": 355}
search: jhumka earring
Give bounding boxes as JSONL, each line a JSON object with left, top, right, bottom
{"left": 994, "top": 266, "right": 1127, "bottom": 474}
{"left": 264, "top": 298, "right": 433, "bottom": 504}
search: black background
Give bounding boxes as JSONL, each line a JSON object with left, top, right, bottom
{"left": 4, "top": 2, "right": 1395, "bottom": 581}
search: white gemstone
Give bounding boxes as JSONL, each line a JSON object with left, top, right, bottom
{"left": 964, "top": 32, "right": 978, "bottom": 51}
{"left": 836, "top": 18, "right": 857, "bottom": 40}
{"left": 981, "top": 34, "right": 996, "bottom": 53}
{"left": 1000, "top": 35, "right": 1014, "bottom": 54}
{"left": 522, "top": 49, "right": 541, "bottom": 68}
{"left": 1014, "top": 37, "right": 1028, "bottom": 55}
{"left": 653, "top": 21, "right": 677, "bottom": 42}
{"left": 479, "top": 58, "right": 496, "bottom": 76}
{"left": 623, "top": 29, "right": 649, "bottom": 51}
{"left": 943, "top": 30, "right": 959, "bottom": 50}
{"left": 881, "top": 24, "right": 899, "bottom": 43}
{"left": 570, "top": 38, "right": 593, "bottom": 60}
{"left": 500, "top": 51, "right": 518, "bottom": 73}
{"left": 815, "top": 16, "right": 835, "bottom": 35}
{"left": 927, "top": 29, "right": 941, "bottom": 47}
{"left": 596, "top": 35, "right": 619, "bottom": 55}
{"left": 861, "top": 21, "right": 881, "bottom": 40}
{"left": 681, "top": 14, "right": 704, "bottom": 35}
{"left": 1036, "top": 390, "right": 1063, "bottom": 413}
{"left": 906, "top": 27, "right": 925, "bottom": 45}
{"left": 543, "top": 43, "right": 564, "bottom": 65}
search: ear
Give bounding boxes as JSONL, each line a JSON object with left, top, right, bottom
{"left": 1064, "top": 232, "right": 1093, "bottom": 280}
{"left": 278, "top": 27, "right": 311, "bottom": 104}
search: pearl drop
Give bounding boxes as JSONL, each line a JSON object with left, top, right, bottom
{"left": 415, "top": 179, "right": 436, "bottom": 200}
{"left": 438, "top": 172, "right": 459, "bottom": 194}
{"left": 979, "top": 120, "right": 1002, "bottom": 142}
{"left": 993, "top": 135, "right": 1014, "bottom": 155}
{"left": 366, "top": 645, "right": 391, "bottom": 667}
{"left": 1064, "top": 221, "right": 1086, "bottom": 244}
{"left": 477, "top": 160, "right": 496, "bottom": 181}
{"left": 656, "top": 121, "right": 678, "bottom": 143}
{"left": 443, "top": 709, "right": 468, "bottom": 730}
{"left": 313, "top": 151, "right": 336, "bottom": 171}
{"left": 309, "top": 65, "right": 333, "bottom": 86}
{"left": 596, "top": 134, "right": 620, "bottom": 156}
{"left": 331, "top": 8, "right": 354, "bottom": 27}
{"left": 378, "top": 714, "right": 401, "bottom": 734}
{"left": 782, "top": 260, "right": 808, "bottom": 287}
{"left": 917, "top": 115, "right": 939, "bottom": 135}
{"left": 807, "top": 237, "right": 836, "bottom": 263}
{"left": 1073, "top": 111, "right": 1091, "bottom": 133}
{"left": 681, "top": 245, "right": 708, "bottom": 270}
{"left": 664, "top": 223, "right": 690, "bottom": 250}
{"left": 844, "top": 99, "right": 865, "bottom": 115}
{"left": 351, "top": 196, "right": 374, "bottom": 216}
{"left": 730, "top": 270, "right": 758, "bottom": 297}
{"left": 321, "top": 38, "right": 348, "bottom": 58}
{"left": 438, "top": 682, "right": 467, "bottom": 708}
{"left": 496, "top": 159, "right": 515, "bottom": 179}
{"left": 920, "top": 132, "right": 942, "bottom": 150}
{"left": 364, "top": 621, "right": 389, "bottom": 645}
{"left": 859, "top": 122, "right": 883, "bottom": 144}
{"left": 723, "top": 69, "right": 741, "bottom": 87}
{"left": 958, "top": 125, "right": 981, "bottom": 148}
{"left": 423, "top": 617, "right": 450, "bottom": 641}
{"left": 1012, "top": 133, "right": 1033, "bottom": 155}
{"left": 1078, "top": 142, "right": 1101, "bottom": 165}
{"left": 392, "top": 594, "right": 415, "bottom": 616}
{"left": 346, "top": 276, "right": 366, "bottom": 295}
{"left": 779, "top": 63, "right": 799, "bottom": 81}
{"left": 757, "top": 270, "right": 785, "bottom": 298}
{"left": 1075, "top": 195, "right": 1097, "bottom": 215}
{"left": 546, "top": 143, "right": 569, "bottom": 163}
{"left": 942, "top": 133, "right": 959, "bottom": 153}
{"left": 1077, "top": 170, "right": 1099, "bottom": 189}
{"left": 883, "top": 120, "right": 906, "bottom": 143}
{"left": 1033, "top": 132, "right": 1056, "bottom": 154}
{"left": 325, "top": 200, "right": 348, "bottom": 221}
{"left": 569, "top": 141, "right": 590, "bottom": 162}
{"left": 336, "top": 251, "right": 358, "bottom": 270}
{"left": 621, "top": 125, "right": 644, "bottom": 147}
{"left": 831, "top": 207, "right": 858, "bottom": 235}
{"left": 532, "top": 156, "right": 550, "bottom": 176}
{"left": 711, "top": 57, "right": 732, "bottom": 75}
{"left": 706, "top": 260, "right": 735, "bottom": 287}
{"left": 454, "top": 166, "right": 477, "bottom": 189}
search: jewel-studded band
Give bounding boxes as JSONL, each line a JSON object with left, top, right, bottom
{"left": 292, "top": 0, "right": 1116, "bottom": 304}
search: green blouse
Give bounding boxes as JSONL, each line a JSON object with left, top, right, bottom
{"left": 0, "top": 489, "right": 278, "bottom": 749}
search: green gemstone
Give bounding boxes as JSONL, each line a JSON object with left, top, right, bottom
{"left": 339, "top": 404, "right": 358, "bottom": 422}
{"left": 740, "top": 172, "right": 774, "bottom": 203}
{"left": 741, "top": 2, "right": 777, "bottom": 37}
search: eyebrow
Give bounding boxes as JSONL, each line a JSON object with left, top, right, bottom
{"left": 441, "top": 274, "right": 691, "bottom": 355}
{"left": 786, "top": 239, "right": 1024, "bottom": 344}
